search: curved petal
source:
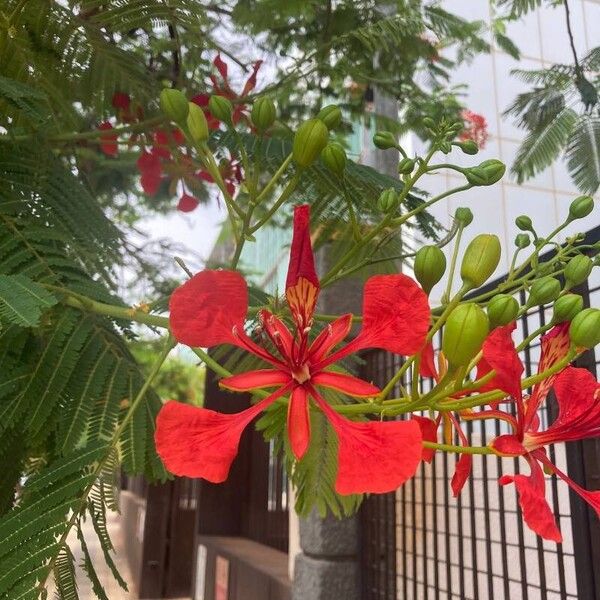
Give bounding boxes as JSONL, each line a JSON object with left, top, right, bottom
{"left": 288, "top": 385, "right": 311, "bottom": 460}
{"left": 286, "top": 205, "right": 319, "bottom": 331}
{"left": 477, "top": 323, "right": 523, "bottom": 403}
{"left": 312, "top": 371, "right": 379, "bottom": 397}
{"left": 499, "top": 459, "right": 562, "bottom": 542}
{"left": 220, "top": 369, "right": 291, "bottom": 392}
{"left": 419, "top": 342, "right": 438, "bottom": 381}
{"left": 241, "top": 60, "right": 263, "bottom": 96}
{"left": 155, "top": 386, "right": 289, "bottom": 482}
{"left": 490, "top": 434, "right": 526, "bottom": 456}
{"left": 451, "top": 454, "right": 473, "bottom": 497}
{"left": 259, "top": 310, "right": 296, "bottom": 362}
{"left": 310, "top": 387, "right": 422, "bottom": 495}
{"left": 177, "top": 193, "right": 200, "bottom": 213}
{"left": 308, "top": 314, "right": 353, "bottom": 363}
{"left": 169, "top": 270, "right": 248, "bottom": 347}
{"left": 412, "top": 415, "right": 438, "bottom": 463}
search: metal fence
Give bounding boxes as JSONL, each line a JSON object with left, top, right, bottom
{"left": 360, "top": 226, "right": 600, "bottom": 600}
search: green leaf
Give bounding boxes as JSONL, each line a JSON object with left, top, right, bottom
{"left": 566, "top": 115, "right": 600, "bottom": 194}
{"left": 0, "top": 274, "right": 57, "bottom": 327}
{"left": 511, "top": 106, "right": 578, "bottom": 183}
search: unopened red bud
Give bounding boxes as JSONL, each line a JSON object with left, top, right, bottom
{"left": 377, "top": 188, "right": 399, "bottom": 212}
{"left": 568, "top": 195, "right": 594, "bottom": 220}
{"left": 251, "top": 97, "right": 277, "bottom": 132}
{"left": 321, "top": 142, "right": 347, "bottom": 175}
{"left": 552, "top": 294, "right": 584, "bottom": 324}
{"left": 456, "top": 140, "right": 479, "bottom": 155}
{"left": 160, "top": 88, "right": 189, "bottom": 124}
{"left": 398, "top": 157, "right": 415, "bottom": 175}
{"left": 564, "top": 255, "right": 593, "bottom": 287}
{"left": 569, "top": 308, "right": 600, "bottom": 348}
{"left": 293, "top": 119, "right": 329, "bottom": 167}
{"left": 186, "top": 102, "right": 209, "bottom": 143}
{"left": 527, "top": 276, "right": 561, "bottom": 307}
{"left": 317, "top": 105, "right": 342, "bottom": 130}
{"left": 442, "top": 303, "right": 489, "bottom": 368}
{"left": 208, "top": 95, "right": 233, "bottom": 124}
{"left": 487, "top": 294, "right": 519, "bottom": 328}
{"left": 414, "top": 246, "right": 446, "bottom": 295}
{"left": 373, "top": 131, "right": 397, "bottom": 150}
{"left": 460, "top": 234, "right": 501, "bottom": 289}
{"left": 465, "top": 159, "right": 506, "bottom": 186}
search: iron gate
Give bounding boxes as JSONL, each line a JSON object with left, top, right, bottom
{"left": 360, "top": 225, "right": 600, "bottom": 600}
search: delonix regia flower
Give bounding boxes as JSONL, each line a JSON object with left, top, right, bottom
{"left": 155, "top": 204, "right": 432, "bottom": 494}
{"left": 482, "top": 323, "right": 600, "bottom": 542}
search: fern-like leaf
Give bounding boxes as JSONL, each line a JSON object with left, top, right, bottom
{"left": 566, "top": 115, "right": 600, "bottom": 194}
{"left": 0, "top": 274, "right": 57, "bottom": 327}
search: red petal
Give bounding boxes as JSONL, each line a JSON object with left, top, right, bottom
{"left": 220, "top": 369, "right": 291, "bottom": 391}
{"left": 140, "top": 171, "right": 162, "bottom": 196}
{"left": 308, "top": 314, "right": 352, "bottom": 363}
{"left": 241, "top": 60, "right": 263, "bottom": 96}
{"left": 98, "top": 122, "right": 118, "bottom": 156}
{"left": 525, "top": 367, "right": 600, "bottom": 448}
{"left": 177, "top": 193, "right": 200, "bottom": 213}
{"left": 213, "top": 54, "right": 229, "bottom": 80}
{"left": 538, "top": 453, "right": 600, "bottom": 520}
{"left": 311, "top": 388, "right": 422, "bottom": 494}
{"left": 137, "top": 150, "right": 161, "bottom": 174}
{"left": 490, "top": 433, "right": 526, "bottom": 456}
{"left": 524, "top": 323, "right": 571, "bottom": 429}
{"left": 288, "top": 385, "right": 310, "bottom": 459}
{"left": 155, "top": 387, "right": 288, "bottom": 482}
{"left": 451, "top": 454, "right": 472, "bottom": 497}
{"left": 419, "top": 342, "right": 438, "bottom": 380}
{"left": 259, "top": 310, "right": 296, "bottom": 361}
{"left": 477, "top": 323, "right": 523, "bottom": 401}
{"left": 499, "top": 460, "right": 562, "bottom": 542}
{"left": 169, "top": 270, "right": 248, "bottom": 347}
{"left": 191, "top": 93, "right": 209, "bottom": 107}
{"left": 198, "top": 170, "right": 215, "bottom": 183}
{"left": 412, "top": 415, "right": 438, "bottom": 463}
{"left": 312, "top": 371, "right": 379, "bottom": 397}
{"left": 356, "top": 274, "right": 431, "bottom": 355}
{"left": 286, "top": 205, "right": 319, "bottom": 331}
{"left": 112, "top": 92, "right": 131, "bottom": 110}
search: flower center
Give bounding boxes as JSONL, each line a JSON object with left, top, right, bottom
{"left": 292, "top": 363, "right": 311, "bottom": 384}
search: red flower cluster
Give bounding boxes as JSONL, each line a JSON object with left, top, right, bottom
{"left": 155, "top": 205, "right": 433, "bottom": 494}
{"left": 191, "top": 54, "right": 263, "bottom": 129}
{"left": 481, "top": 323, "right": 600, "bottom": 542}
{"left": 459, "top": 109, "right": 489, "bottom": 148}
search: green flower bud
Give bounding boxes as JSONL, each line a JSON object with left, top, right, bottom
{"left": 564, "top": 255, "right": 593, "bottom": 287}
{"left": 552, "top": 293, "right": 584, "bottom": 324}
{"left": 465, "top": 159, "right": 506, "bottom": 186}
{"left": 160, "top": 88, "right": 189, "bottom": 124}
{"left": 456, "top": 140, "right": 479, "bottom": 155}
{"left": 186, "top": 102, "right": 209, "bottom": 143}
{"left": 487, "top": 294, "right": 519, "bottom": 328}
{"left": 515, "top": 215, "right": 533, "bottom": 231}
{"left": 460, "top": 234, "right": 501, "bottom": 289}
{"left": 208, "top": 95, "right": 233, "bottom": 124}
{"left": 569, "top": 308, "right": 600, "bottom": 348}
{"left": 373, "top": 131, "right": 397, "bottom": 150}
{"left": 398, "top": 157, "right": 415, "bottom": 175}
{"left": 568, "top": 195, "right": 594, "bottom": 220}
{"left": 377, "top": 188, "right": 399, "bottom": 212}
{"left": 293, "top": 119, "right": 329, "bottom": 168}
{"left": 515, "top": 233, "right": 531, "bottom": 249}
{"left": 440, "top": 141, "right": 452, "bottom": 154}
{"left": 317, "top": 104, "right": 342, "bottom": 130}
{"left": 527, "top": 276, "right": 561, "bottom": 307}
{"left": 414, "top": 246, "right": 447, "bottom": 295}
{"left": 422, "top": 117, "right": 436, "bottom": 129}
{"left": 321, "top": 142, "right": 347, "bottom": 175}
{"left": 454, "top": 207, "right": 473, "bottom": 227}
{"left": 442, "top": 303, "right": 490, "bottom": 368}
{"left": 251, "top": 97, "right": 277, "bottom": 132}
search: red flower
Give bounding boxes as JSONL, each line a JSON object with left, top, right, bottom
{"left": 98, "top": 121, "right": 118, "bottom": 157}
{"left": 191, "top": 54, "right": 263, "bottom": 128}
{"left": 177, "top": 193, "right": 200, "bottom": 213}
{"left": 459, "top": 109, "right": 489, "bottom": 148}
{"left": 156, "top": 205, "right": 432, "bottom": 493}
{"left": 487, "top": 324, "right": 600, "bottom": 541}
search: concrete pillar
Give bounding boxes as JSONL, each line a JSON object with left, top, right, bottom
{"left": 292, "top": 510, "right": 360, "bottom": 600}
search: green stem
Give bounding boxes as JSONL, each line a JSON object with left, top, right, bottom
{"left": 253, "top": 154, "right": 294, "bottom": 206}
{"left": 249, "top": 171, "right": 302, "bottom": 233}
{"left": 441, "top": 223, "right": 464, "bottom": 304}
{"left": 423, "top": 442, "right": 492, "bottom": 455}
